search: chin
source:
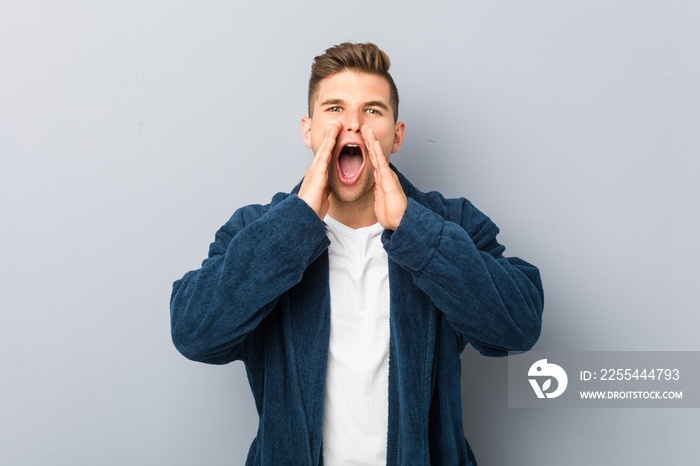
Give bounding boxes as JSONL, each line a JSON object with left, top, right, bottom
{"left": 329, "top": 174, "right": 374, "bottom": 204}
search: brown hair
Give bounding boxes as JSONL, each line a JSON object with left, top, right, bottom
{"left": 308, "top": 42, "right": 399, "bottom": 121}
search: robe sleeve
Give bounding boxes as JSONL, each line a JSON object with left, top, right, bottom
{"left": 382, "top": 196, "right": 544, "bottom": 356}
{"left": 170, "top": 194, "right": 329, "bottom": 364}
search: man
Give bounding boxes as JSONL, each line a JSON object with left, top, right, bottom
{"left": 171, "top": 42, "right": 544, "bottom": 465}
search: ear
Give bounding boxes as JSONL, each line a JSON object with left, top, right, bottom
{"left": 301, "top": 117, "right": 313, "bottom": 149}
{"left": 391, "top": 121, "right": 406, "bottom": 154}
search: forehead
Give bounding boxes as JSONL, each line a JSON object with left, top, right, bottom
{"left": 314, "top": 70, "right": 391, "bottom": 106}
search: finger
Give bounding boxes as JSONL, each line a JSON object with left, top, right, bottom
{"left": 318, "top": 121, "right": 341, "bottom": 161}
{"left": 370, "top": 138, "right": 391, "bottom": 189}
{"left": 372, "top": 139, "right": 386, "bottom": 169}
{"left": 308, "top": 122, "right": 340, "bottom": 173}
{"left": 373, "top": 180, "right": 386, "bottom": 213}
{"left": 363, "top": 126, "right": 391, "bottom": 169}
{"left": 373, "top": 161, "right": 383, "bottom": 187}
{"left": 364, "top": 127, "right": 393, "bottom": 194}
{"left": 361, "top": 126, "right": 382, "bottom": 177}
{"left": 302, "top": 123, "right": 339, "bottom": 192}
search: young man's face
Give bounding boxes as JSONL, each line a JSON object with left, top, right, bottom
{"left": 302, "top": 70, "right": 405, "bottom": 206}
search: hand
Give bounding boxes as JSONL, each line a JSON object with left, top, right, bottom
{"left": 298, "top": 121, "right": 341, "bottom": 219}
{"left": 362, "top": 125, "right": 407, "bottom": 231}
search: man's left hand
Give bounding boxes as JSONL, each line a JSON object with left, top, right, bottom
{"left": 362, "top": 125, "right": 407, "bottom": 231}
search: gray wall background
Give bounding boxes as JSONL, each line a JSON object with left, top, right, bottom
{"left": 2, "top": 1, "right": 698, "bottom": 465}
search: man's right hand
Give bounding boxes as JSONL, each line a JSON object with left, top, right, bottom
{"left": 297, "top": 121, "right": 341, "bottom": 219}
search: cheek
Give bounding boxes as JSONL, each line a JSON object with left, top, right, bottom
{"left": 309, "top": 129, "right": 324, "bottom": 152}
{"left": 383, "top": 144, "right": 394, "bottom": 160}
{"left": 379, "top": 135, "right": 395, "bottom": 158}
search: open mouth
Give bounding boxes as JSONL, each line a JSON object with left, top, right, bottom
{"left": 337, "top": 143, "right": 365, "bottom": 185}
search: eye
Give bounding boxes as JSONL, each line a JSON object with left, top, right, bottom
{"left": 364, "top": 108, "right": 381, "bottom": 115}
{"left": 327, "top": 106, "right": 342, "bottom": 112}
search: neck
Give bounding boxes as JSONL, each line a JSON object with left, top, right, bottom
{"left": 327, "top": 193, "right": 378, "bottom": 229}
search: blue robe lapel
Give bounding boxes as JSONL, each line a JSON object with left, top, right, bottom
{"left": 285, "top": 251, "right": 331, "bottom": 463}
{"left": 386, "top": 257, "right": 439, "bottom": 465}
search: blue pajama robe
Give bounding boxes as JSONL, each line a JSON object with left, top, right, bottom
{"left": 170, "top": 167, "right": 544, "bottom": 465}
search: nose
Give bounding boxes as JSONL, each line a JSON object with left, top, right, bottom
{"left": 343, "top": 109, "right": 363, "bottom": 133}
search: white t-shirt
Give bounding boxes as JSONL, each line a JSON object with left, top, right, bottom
{"left": 322, "top": 215, "right": 390, "bottom": 466}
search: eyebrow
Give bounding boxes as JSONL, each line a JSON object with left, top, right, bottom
{"left": 364, "top": 100, "right": 390, "bottom": 111}
{"left": 320, "top": 98, "right": 345, "bottom": 107}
